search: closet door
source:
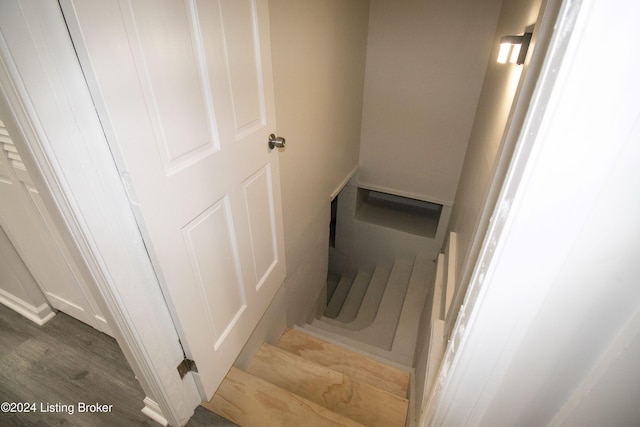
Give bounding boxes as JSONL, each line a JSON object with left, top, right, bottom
{"left": 0, "top": 111, "right": 112, "bottom": 336}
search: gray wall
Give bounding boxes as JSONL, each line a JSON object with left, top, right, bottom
{"left": 447, "top": 0, "right": 543, "bottom": 322}
{"left": 429, "top": 0, "right": 640, "bottom": 423}
{"left": 358, "top": 0, "right": 502, "bottom": 205}
{"left": 235, "top": 0, "right": 370, "bottom": 364}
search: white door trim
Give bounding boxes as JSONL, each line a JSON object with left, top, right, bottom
{"left": 0, "top": 1, "right": 199, "bottom": 425}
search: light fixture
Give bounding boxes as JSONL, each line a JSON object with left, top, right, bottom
{"left": 497, "top": 32, "right": 532, "bottom": 65}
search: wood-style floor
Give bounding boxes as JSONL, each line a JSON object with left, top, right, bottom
{"left": 0, "top": 303, "right": 235, "bottom": 426}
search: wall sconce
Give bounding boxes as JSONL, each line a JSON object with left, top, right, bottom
{"left": 497, "top": 32, "right": 532, "bottom": 65}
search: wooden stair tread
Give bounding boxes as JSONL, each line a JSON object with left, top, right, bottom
{"left": 247, "top": 344, "right": 408, "bottom": 427}
{"left": 203, "top": 367, "right": 365, "bottom": 427}
{"left": 277, "top": 328, "right": 409, "bottom": 398}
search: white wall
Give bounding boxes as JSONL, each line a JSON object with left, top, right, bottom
{"left": 428, "top": 0, "right": 640, "bottom": 423}
{"left": 447, "top": 0, "right": 544, "bottom": 329}
{"left": 357, "top": 0, "right": 502, "bottom": 205}
{"left": 269, "top": 0, "right": 369, "bottom": 324}
{"left": 554, "top": 317, "right": 640, "bottom": 426}
{"left": 270, "top": 0, "right": 369, "bottom": 267}
{"left": 235, "top": 0, "right": 370, "bottom": 363}
{"left": 0, "top": 225, "right": 54, "bottom": 324}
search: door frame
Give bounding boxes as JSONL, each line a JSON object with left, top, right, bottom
{"left": 0, "top": 1, "right": 199, "bottom": 425}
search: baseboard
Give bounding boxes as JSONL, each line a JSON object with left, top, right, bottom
{"left": 141, "top": 397, "right": 168, "bottom": 426}
{"left": 0, "top": 289, "right": 55, "bottom": 325}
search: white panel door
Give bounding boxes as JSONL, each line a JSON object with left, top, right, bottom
{"left": 0, "top": 115, "right": 112, "bottom": 335}
{"left": 60, "top": 0, "right": 286, "bottom": 398}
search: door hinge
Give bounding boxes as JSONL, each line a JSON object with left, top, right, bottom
{"left": 176, "top": 358, "right": 198, "bottom": 379}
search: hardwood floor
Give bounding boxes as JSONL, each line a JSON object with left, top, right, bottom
{"left": 0, "top": 304, "right": 236, "bottom": 426}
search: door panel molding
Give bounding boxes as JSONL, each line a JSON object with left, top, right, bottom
{"left": 120, "top": 0, "right": 221, "bottom": 174}
{"left": 62, "top": 0, "right": 286, "bottom": 399}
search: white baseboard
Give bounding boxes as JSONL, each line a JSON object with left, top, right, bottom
{"left": 0, "top": 289, "right": 55, "bottom": 325}
{"left": 141, "top": 397, "right": 168, "bottom": 426}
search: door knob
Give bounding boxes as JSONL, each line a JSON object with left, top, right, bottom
{"left": 268, "top": 134, "right": 286, "bottom": 150}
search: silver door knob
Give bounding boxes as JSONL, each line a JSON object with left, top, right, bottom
{"left": 268, "top": 134, "right": 286, "bottom": 150}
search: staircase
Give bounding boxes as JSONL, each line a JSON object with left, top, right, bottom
{"left": 203, "top": 250, "right": 444, "bottom": 426}
{"left": 416, "top": 232, "right": 457, "bottom": 423}
{"left": 308, "top": 253, "right": 434, "bottom": 367}
{"left": 203, "top": 328, "right": 410, "bottom": 426}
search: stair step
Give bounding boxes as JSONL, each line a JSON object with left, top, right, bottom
{"left": 301, "top": 323, "right": 414, "bottom": 367}
{"left": 391, "top": 253, "right": 434, "bottom": 358}
{"left": 203, "top": 367, "right": 365, "bottom": 427}
{"left": 313, "top": 259, "right": 413, "bottom": 349}
{"left": 320, "top": 265, "right": 390, "bottom": 330}
{"left": 326, "top": 272, "right": 341, "bottom": 302}
{"left": 335, "top": 271, "right": 371, "bottom": 322}
{"left": 277, "top": 328, "right": 409, "bottom": 398}
{"left": 324, "top": 272, "right": 355, "bottom": 318}
{"left": 247, "top": 344, "right": 408, "bottom": 427}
